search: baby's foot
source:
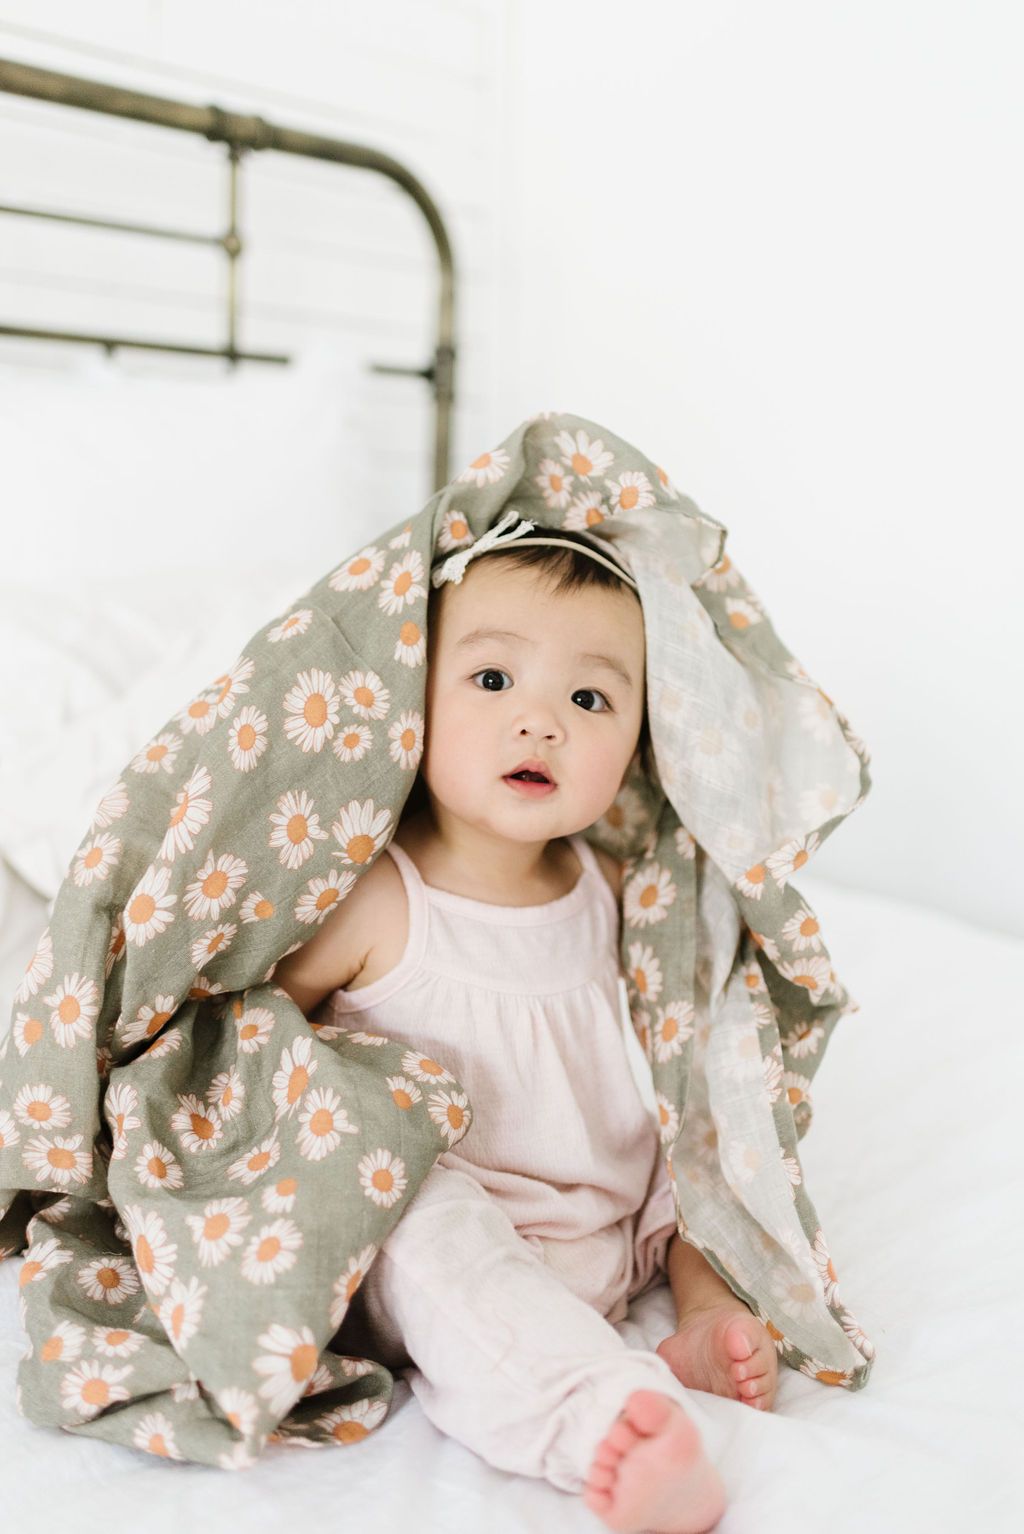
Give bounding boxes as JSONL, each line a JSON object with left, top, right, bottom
{"left": 656, "top": 1302, "right": 778, "bottom": 1412}
{"left": 583, "top": 1389, "right": 726, "bottom": 1533}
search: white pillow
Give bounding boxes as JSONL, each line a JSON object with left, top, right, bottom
{"left": 0, "top": 568, "right": 317, "bottom": 897}
{"left": 0, "top": 338, "right": 375, "bottom": 592}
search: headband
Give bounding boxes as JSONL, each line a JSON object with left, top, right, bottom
{"left": 430, "top": 507, "right": 640, "bottom": 593}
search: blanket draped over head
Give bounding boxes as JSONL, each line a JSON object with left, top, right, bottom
{"left": 0, "top": 411, "right": 875, "bottom": 1468}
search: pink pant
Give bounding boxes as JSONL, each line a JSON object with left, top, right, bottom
{"left": 348, "top": 1160, "right": 706, "bottom": 1495}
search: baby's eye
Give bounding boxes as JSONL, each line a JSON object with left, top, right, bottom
{"left": 471, "top": 668, "right": 512, "bottom": 692}
{"left": 572, "top": 688, "right": 611, "bottom": 713}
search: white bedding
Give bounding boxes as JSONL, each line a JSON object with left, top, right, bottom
{"left": 1, "top": 870, "right": 1018, "bottom": 1532}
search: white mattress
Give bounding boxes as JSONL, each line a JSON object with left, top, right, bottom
{"left": 1, "top": 869, "right": 1018, "bottom": 1532}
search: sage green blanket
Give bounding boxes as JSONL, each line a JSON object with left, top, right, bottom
{"left": 0, "top": 412, "right": 874, "bottom": 1467}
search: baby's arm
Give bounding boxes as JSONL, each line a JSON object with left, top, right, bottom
{"left": 272, "top": 856, "right": 387, "bottom": 1017}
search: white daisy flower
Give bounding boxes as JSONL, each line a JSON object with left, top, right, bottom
{"left": 626, "top": 942, "right": 663, "bottom": 1005}
{"left": 261, "top": 1175, "right": 299, "bottom": 1214}
{"left": 120, "top": 1206, "right": 177, "bottom": 1296}
{"left": 18, "top": 1235, "right": 73, "bottom": 1286}
{"left": 456, "top": 446, "right": 510, "bottom": 486}
{"left": 234, "top": 1006, "right": 276, "bottom": 1053}
{"left": 76, "top": 1253, "right": 141, "bottom": 1305}
{"left": 123, "top": 864, "right": 178, "bottom": 947}
{"left": 170, "top": 1093, "right": 223, "bottom": 1154}
{"left": 296, "top": 1087, "right": 358, "bottom": 1161}
{"left": 240, "top": 1218, "right": 302, "bottom": 1285}
{"left": 357, "top": 1147, "right": 408, "bottom": 1210}
{"left": 623, "top": 862, "right": 676, "bottom": 928}
{"left": 134, "top": 1140, "right": 184, "bottom": 1191}
{"left": 328, "top": 545, "right": 385, "bottom": 592}
{"left": 329, "top": 1244, "right": 379, "bottom": 1329}
{"left": 563, "top": 490, "right": 609, "bottom": 530}
{"left": 239, "top": 890, "right": 276, "bottom": 924}
{"left": 13, "top": 927, "right": 53, "bottom": 1004}
{"left": 208, "top": 655, "right": 256, "bottom": 721}
{"left": 377, "top": 551, "right": 427, "bottom": 617}
{"left": 426, "top": 1088, "right": 471, "bottom": 1149}
{"left": 330, "top": 798, "right": 393, "bottom": 868}
{"left": 268, "top": 609, "right": 313, "bottom": 643}
{"left": 185, "top": 1196, "right": 251, "bottom": 1267}
{"left": 283, "top": 668, "right": 340, "bottom": 753}
{"left": 652, "top": 1000, "right": 694, "bottom": 1063}
{"left": 159, "top": 765, "right": 213, "bottom": 863}
{"left": 227, "top": 1129, "right": 281, "bottom": 1185}
{"left": 400, "top": 1049, "right": 456, "bottom": 1086}
{"left": 388, "top": 710, "right": 424, "bottom": 770}
{"left": 337, "top": 668, "right": 391, "bottom": 721}
{"left": 216, "top": 1386, "right": 260, "bottom": 1438}
{"left": 0, "top": 1109, "right": 19, "bottom": 1151}
{"left": 11, "top": 1012, "right": 45, "bottom": 1056}
{"left": 39, "top": 1318, "right": 86, "bottom": 1363}
{"left": 72, "top": 832, "right": 122, "bottom": 887}
{"left": 175, "top": 689, "right": 219, "bottom": 736}
{"left": 252, "top": 1321, "right": 319, "bottom": 1415}
{"left": 554, "top": 427, "right": 614, "bottom": 480}
{"left": 271, "top": 1035, "right": 318, "bottom": 1121}
{"left": 116, "top": 995, "right": 177, "bottom": 1050}
{"left": 269, "top": 788, "right": 329, "bottom": 870}
{"left": 157, "top": 1275, "right": 207, "bottom": 1350}
{"left": 385, "top": 1075, "right": 423, "bottom": 1112}
{"left": 227, "top": 706, "right": 269, "bottom": 772}
{"left": 437, "top": 508, "right": 474, "bottom": 551}
{"left": 604, "top": 469, "right": 656, "bottom": 514}
{"left": 182, "top": 851, "right": 248, "bottom": 922}
{"left": 294, "top": 869, "right": 355, "bottom": 926}
{"left": 313, "top": 1396, "right": 388, "bottom": 1441}
{"left": 130, "top": 731, "right": 182, "bottom": 776}
{"left": 189, "top": 921, "right": 237, "bottom": 969}
{"left": 394, "top": 619, "right": 427, "bottom": 668}
{"left": 332, "top": 719, "right": 374, "bottom": 763}
{"left": 105, "top": 1081, "right": 141, "bottom": 1160}
{"left": 13, "top": 1083, "right": 72, "bottom": 1132}
{"left": 535, "top": 457, "right": 574, "bottom": 508}
{"left": 92, "top": 1325, "right": 145, "bottom": 1359}
{"left": 132, "top": 1411, "right": 184, "bottom": 1459}
{"left": 206, "top": 1067, "right": 244, "bottom": 1121}
{"left": 44, "top": 973, "right": 99, "bottom": 1049}
{"left": 104, "top": 914, "right": 126, "bottom": 978}
{"left": 59, "top": 1360, "right": 132, "bottom": 1418}
{"left": 91, "top": 779, "right": 129, "bottom": 830}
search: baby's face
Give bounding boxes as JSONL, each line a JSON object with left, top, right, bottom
{"left": 420, "top": 559, "right": 646, "bottom": 839}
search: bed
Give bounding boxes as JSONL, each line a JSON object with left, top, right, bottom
{"left": 1, "top": 56, "right": 1017, "bottom": 1534}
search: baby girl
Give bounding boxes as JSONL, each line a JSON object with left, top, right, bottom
{"left": 274, "top": 522, "right": 777, "bottom": 1532}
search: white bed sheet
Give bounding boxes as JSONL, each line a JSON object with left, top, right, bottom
{"left": 1, "top": 871, "right": 1018, "bottom": 1533}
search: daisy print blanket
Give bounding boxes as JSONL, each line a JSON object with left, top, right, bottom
{"left": 0, "top": 411, "right": 875, "bottom": 1468}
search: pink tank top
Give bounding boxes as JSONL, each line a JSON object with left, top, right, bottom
{"left": 319, "top": 832, "right": 664, "bottom": 1244}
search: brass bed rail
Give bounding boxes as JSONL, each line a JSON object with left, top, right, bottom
{"left": 0, "top": 57, "right": 456, "bottom": 489}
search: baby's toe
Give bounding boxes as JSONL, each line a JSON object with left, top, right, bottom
{"left": 604, "top": 1418, "right": 641, "bottom": 1456}
{"left": 587, "top": 1463, "right": 617, "bottom": 1491}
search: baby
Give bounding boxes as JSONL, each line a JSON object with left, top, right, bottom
{"left": 274, "top": 524, "right": 777, "bottom": 1533}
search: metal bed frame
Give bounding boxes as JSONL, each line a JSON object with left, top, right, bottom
{"left": 0, "top": 56, "right": 456, "bottom": 489}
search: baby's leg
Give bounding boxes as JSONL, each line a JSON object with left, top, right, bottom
{"left": 351, "top": 1161, "right": 725, "bottom": 1522}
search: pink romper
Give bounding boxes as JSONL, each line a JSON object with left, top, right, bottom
{"left": 321, "top": 830, "right": 699, "bottom": 1494}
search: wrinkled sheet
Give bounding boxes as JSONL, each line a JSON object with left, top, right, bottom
{"left": 1, "top": 870, "right": 1016, "bottom": 1532}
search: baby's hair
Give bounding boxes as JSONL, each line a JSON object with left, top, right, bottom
{"left": 422, "top": 522, "right": 653, "bottom": 782}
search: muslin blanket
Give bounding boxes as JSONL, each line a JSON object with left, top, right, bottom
{"left": 0, "top": 411, "right": 875, "bottom": 1467}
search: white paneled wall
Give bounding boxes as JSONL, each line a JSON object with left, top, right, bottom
{"left": 0, "top": 0, "right": 511, "bottom": 514}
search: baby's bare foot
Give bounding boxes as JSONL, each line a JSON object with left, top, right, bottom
{"left": 582, "top": 1388, "right": 726, "bottom": 1533}
{"left": 656, "top": 1302, "right": 778, "bottom": 1412}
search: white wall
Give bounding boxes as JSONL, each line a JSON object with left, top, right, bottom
{"left": 493, "top": 0, "right": 1023, "bottom": 939}
{"left": 1, "top": 2, "right": 1019, "bottom": 938}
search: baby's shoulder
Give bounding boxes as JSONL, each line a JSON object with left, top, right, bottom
{"left": 588, "top": 842, "right": 623, "bottom": 901}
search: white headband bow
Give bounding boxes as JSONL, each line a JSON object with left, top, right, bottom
{"left": 430, "top": 508, "right": 639, "bottom": 592}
